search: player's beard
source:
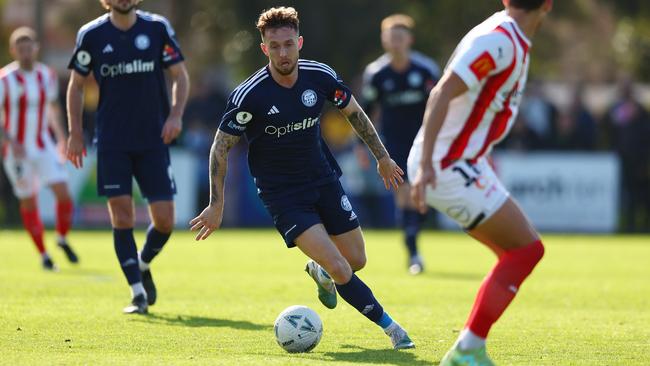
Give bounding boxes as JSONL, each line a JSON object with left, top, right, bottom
{"left": 273, "top": 59, "right": 297, "bottom": 76}
{"left": 112, "top": 3, "right": 137, "bottom": 15}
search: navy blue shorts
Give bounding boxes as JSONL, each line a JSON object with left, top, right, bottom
{"left": 97, "top": 147, "right": 176, "bottom": 202}
{"left": 260, "top": 180, "right": 360, "bottom": 248}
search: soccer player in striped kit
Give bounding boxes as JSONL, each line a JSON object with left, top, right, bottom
{"left": 408, "top": 1, "right": 553, "bottom": 364}
{"left": 0, "top": 27, "right": 79, "bottom": 270}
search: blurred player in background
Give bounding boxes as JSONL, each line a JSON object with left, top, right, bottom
{"left": 66, "top": 0, "right": 189, "bottom": 314}
{"left": 191, "top": 7, "right": 415, "bottom": 350}
{"left": 361, "top": 14, "right": 440, "bottom": 275}
{"left": 409, "top": 0, "right": 552, "bottom": 364}
{"left": 0, "top": 27, "right": 78, "bottom": 271}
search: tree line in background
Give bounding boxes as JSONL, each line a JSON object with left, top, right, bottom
{"left": 0, "top": 0, "right": 648, "bottom": 83}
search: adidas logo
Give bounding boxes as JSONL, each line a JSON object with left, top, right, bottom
{"left": 102, "top": 44, "right": 114, "bottom": 53}
{"left": 267, "top": 105, "right": 280, "bottom": 115}
{"left": 349, "top": 211, "right": 357, "bottom": 221}
{"left": 121, "top": 258, "right": 137, "bottom": 267}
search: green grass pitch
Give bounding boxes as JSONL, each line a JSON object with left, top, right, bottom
{"left": 0, "top": 229, "right": 648, "bottom": 365}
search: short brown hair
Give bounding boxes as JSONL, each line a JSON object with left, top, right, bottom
{"left": 9, "top": 27, "right": 37, "bottom": 46}
{"left": 256, "top": 7, "right": 299, "bottom": 38}
{"left": 381, "top": 14, "right": 415, "bottom": 32}
{"left": 99, "top": 0, "right": 143, "bottom": 11}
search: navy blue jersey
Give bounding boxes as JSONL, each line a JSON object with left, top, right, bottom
{"left": 68, "top": 11, "right": 184, "bottom": 151}
{"left": 362, "top": 52, "right": 439, "bottom": 160}
{"left": 219, "top": 59, "right": 352, "bottom": 197}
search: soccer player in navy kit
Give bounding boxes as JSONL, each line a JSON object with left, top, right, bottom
{"left": 361, "top": 14, "right": 440, "bottom": 275}
{"left": 190, "top": 7, "right": 414, "bottom": 349}
{"left": 66, "top": 0, "right": 189, "bottom": 314}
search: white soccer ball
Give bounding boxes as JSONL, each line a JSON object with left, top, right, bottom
{"left": 274, "top": 305, "right": 323, "bottom": 353}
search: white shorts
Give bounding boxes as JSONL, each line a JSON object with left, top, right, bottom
{"left": 2, "top": 147, "right": 67, "bottom": 199}
{"left": 407, "top": 156, "right": 509, "bottom": 230}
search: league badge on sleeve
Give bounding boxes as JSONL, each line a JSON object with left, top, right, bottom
{"left": 470, "top": 51, "right": 496, "bottom": 81}
{"left": 236, "top": 111, "right": 253, "bottom": 125}
{"left": 333, "top": 89, "right": 348, "bottom": 107}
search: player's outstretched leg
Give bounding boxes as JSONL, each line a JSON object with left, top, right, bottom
{"left": 297, "top": 225, "right": 414, "bottom": 350}
{"left": 440, "top": 199, "right": 544, "bottom": 365}
{"left": 19, "top": 197, "right": 56, "bottom": 271}
{"left": 51, "top": 182, "right": 79, "bottom": 264}
{"left": 138, "top": 201, "right": 174, "bottom": 306}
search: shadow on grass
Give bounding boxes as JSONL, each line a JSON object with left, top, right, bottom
{"left": 422, "top": 270, "right": 483, "bottom": 281}
{"left": 134, "top": 313, "right": 270, "bottom": 331}
{"left": 322, "top": 344, "right": 435, "bottom": 366}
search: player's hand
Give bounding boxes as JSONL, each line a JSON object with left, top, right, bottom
{"left": 411, "top": 162, "right": 436, "bottom": 214}
{"left": 377, "top": 155, "right": 404, "bottom": 191}
{"left": 161, "top": 115, "right": 182, "bottom": 145}
{"left": 66, "top": 133, "right": 86, "bottom": 169}
{"left": 189, "top": 204, "right": 223, "bottom": 241}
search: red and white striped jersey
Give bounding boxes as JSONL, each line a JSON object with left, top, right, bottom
{"left": 412, "top": 11, "right": 531, "bottom": 169}
{"left": 0, "top": 61, "right": 59, "bottom": 158}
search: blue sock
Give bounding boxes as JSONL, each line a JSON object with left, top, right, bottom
{"left": 402, "top": 209, "right": 421, "bottom": 257}
{"left": 377, "top": 312, "right": 394, "bottom": 330}
{"left": 335, "top": 274, "right": 385, "bottom": 326}
{"left": 140, "top": 224, "right": 171, "bottom": 264}
{"left": 113, "top": 228, "right": 141, "bottom": 285}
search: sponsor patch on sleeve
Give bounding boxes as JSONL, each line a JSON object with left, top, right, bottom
{"left": 469, "top": 51, "right": 496, "bottom": 81}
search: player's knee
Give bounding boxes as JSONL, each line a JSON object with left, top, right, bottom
{"left": 111, "top": 210, "right": 135, "bottom": 229}
{"left": 323, "top": 257, "right": 353, "bottom": 284}
{"left": 348, "top": 253, "right": 367, "bottom": 272}
{"left": 153, "top": 217, "right": 174, "bottom": 234}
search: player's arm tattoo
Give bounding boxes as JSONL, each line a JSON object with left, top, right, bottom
{"left": 209, "top": 131, "right": 240, "bottom": 206}
{"left": 346, "top": 109, "right": 388, "bottom": 161}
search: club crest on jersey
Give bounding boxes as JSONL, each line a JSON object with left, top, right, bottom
{"left": 340, "top": 195, "right": 352, "bottom": 212}
{"left": 135, "top": 34, "right": 150, "bottom": 50}
{"left": 408, "top": 72, "right": 423, "bottom": 87}
{"left": 301, "top": 89, "right": 317, "bottom": 107}
{"left": 236, "top": 111, "right": 253, "bottom": 124}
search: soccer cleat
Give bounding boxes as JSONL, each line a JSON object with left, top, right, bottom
{"left": 385, "top": 323, "right": 416, "bottom": 350}
{"left": 57, "top": 240, "right": 79, "bottom": 264}
{"left": 439, "top": 344, "right": 495, "bottom": 366}
{"left": 42, "top": 256, "right": 58, "bottom": 271}
{"left": 408, "top": 255, "right": 424, "bottom": 275}
{"left": 141, "top": 269, "right": 157, "bottom": 306}
{"left": 122, "top": 294, "right": 148, "bottom": 314}
{"left": 305, "top": 260, "right": 337, "bottom": 309}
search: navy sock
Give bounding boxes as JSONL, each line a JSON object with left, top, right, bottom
{"left": 402, "top": 209, "right": 421, "bottom": 257}
{"left": 336, "top": 274, "right": 385, "bottom": 324}
{"left": 140, "top": 224, "right": 171, "bottom": 264}
{"left": 113, "top": 228, "right": 141, "bottom": 285}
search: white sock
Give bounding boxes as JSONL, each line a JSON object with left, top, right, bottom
{"left": 457, "top": 328, "right": 486, "bottom": 350}
{"left": 138, "top": 252, "right": 150, "bottom": 272}
{"left": 130, "top": 282, "right": 146, "bottom": 299}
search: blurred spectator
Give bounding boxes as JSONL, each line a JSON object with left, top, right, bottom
{"left": 555, "top": 84, "right": 597, "bottom": 151}
{"left": 517, "top": 80, "right": 558, "bottom": 150}
{"left": 603, "top": 79, "right": 650, "bottom": 232}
